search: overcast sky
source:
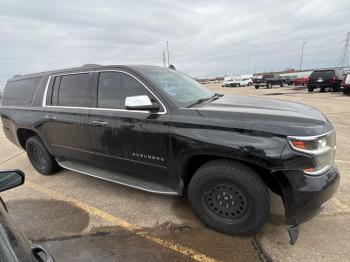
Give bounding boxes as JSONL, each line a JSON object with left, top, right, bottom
{"left": 0, "top": 0, "right": 349, "bottom": 87}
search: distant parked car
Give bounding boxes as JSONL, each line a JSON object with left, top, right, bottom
{"left": 254, "top": 73, "right": 285, "bottom": 89}
{"left": 284, "top": 76, "right": 297, "bottom": 86}
{"left": 293, "top": 77, "right": 309, "bottom": 86}
{"left": 232, "top": 78, "right": 253, "bottom": 87}
{"left": 222, "top": 77, "right": 234, "bottom": 87}
{"left": 342, "top": 73, "right": 350, "bottom": 95}
{"left": 307, "top": 69, "right": 343, "bottom": 92}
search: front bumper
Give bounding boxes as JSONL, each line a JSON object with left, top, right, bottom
{"left": 279, "top": 166, "right": 340, "bottom": 225}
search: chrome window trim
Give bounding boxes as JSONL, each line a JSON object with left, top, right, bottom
{"left": 42, "top": 70, "right": 167, "bottom": 115}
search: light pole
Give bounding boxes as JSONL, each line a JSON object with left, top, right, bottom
{"left": 166, "top": 41, "right": 170, "bottom": 67}
{"left": 299, "top": 42, "right": 306, "bottom": 70}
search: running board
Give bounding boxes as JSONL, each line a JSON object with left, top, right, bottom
{"left": 57, "top": 160, "right": 180, "bottom": 196}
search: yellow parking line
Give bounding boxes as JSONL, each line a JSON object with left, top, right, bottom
{"left": 26, "top": 181, "right": 219, "bottom": 262}
{"left": 333, "top": 197, "right": 349, "bottom": 210}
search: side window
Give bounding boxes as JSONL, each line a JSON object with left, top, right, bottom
{"left": 2, "top": 77, "right": 41, "bottom": 106}
{"left": 58, "top": 73, "right": 91, "bottom": 107}
{"left": 97, "top": 72, "right": 150, "bottom": 109}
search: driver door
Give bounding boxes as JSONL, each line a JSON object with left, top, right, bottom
{"left": 89, "top": 70, "right": 172, "bottom": 186}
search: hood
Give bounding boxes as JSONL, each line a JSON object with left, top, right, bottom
{"left": 195, "top": 95, "right": 333, "bottom": 136}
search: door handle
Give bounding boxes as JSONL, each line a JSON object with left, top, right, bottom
{"left": 91, "top": 120, "right": 109, "bottom": 126}
{"left": 44, "top": 115, "right": 56, "bottom": 120}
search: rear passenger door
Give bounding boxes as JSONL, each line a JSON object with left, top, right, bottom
{"left": 40, "top": 72, "right": 93, "bottom": 161}
{"left": 89, "top": 70, "right": 172, "bottom": 186}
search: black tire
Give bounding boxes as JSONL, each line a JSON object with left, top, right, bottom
{"left": 320, "top": 87, "right": 325, "bottom": 93}
{"left": 248, "top": 82, "right": 252, "bottom": 86}
{"left": 236, "top": 83, "right": 240, "bottom": 87}
{"left": 26, "top": 136, "right": 59, "bottom": 175}
{"left": 343, "top": 88, "right": 350, "bottom": 95}
{"left": 332, "top": 85, "right": 340, "bottom": 92}
{"left": 255, "top": 86, "right": 259, "bottom": 89}
{"left": 308, "top": 86, "right": 313, "bottom": 92}
{"left": 188, "top": 160, "right": 269, "bottom": 235}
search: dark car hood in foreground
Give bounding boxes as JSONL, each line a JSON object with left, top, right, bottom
{"left": 195, "top": 95, "right": 333, "bottom": 137}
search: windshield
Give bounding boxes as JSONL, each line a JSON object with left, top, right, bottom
{"left": 141, "top": 69, "right": 213, "bottom": 107}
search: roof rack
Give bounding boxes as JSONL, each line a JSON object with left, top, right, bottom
{"left": 82, "top": 64, "right": 101, "bottom": 67}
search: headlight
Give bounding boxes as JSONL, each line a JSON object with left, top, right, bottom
{"left": 288, "top": 131, "right": 336, "bottom": 175}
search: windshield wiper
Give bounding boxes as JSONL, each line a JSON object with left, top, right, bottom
{"left": 187, "top": 93, "right": 223, "bottom": 108}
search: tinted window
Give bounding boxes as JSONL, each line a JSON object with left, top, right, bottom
{"left": 2, "top": 77, "right": 41, "bottom": 106}
{"left": 310, "top": 70, "right": 334, "bottom": 79}
{"left": 58, "top": 74, "right": 91, "bottom": 107}
{"left": 98, "top": 72, "right": 150, "bottom": 109}
{"left": 141, "top": 69, "right": 212, "bottom": 107}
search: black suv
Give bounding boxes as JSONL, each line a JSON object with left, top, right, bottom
{"left": 0, "top": 65, "right": 340, "bottom": 244}
{"left": 307, "top": 69, "right": 343, "bottom": 92}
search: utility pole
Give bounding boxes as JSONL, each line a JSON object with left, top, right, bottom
{"left": 338, "top": 32, "right": 350, "bottom": 67}
{"left": 162, "top": 49, "right": 166, "bottom": 67}
{"left": 247, "top": 56, "right": 250, "bottom": 73}
{"left": 166, "top": 41, "right": 170, "bottom": 67}
{"left": 299, "top": 42, "right": 306, "bottom": 70}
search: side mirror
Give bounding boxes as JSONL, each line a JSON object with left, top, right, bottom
{"left": 0, "top": 170, "right": 25, "bottom": 193}
{"left": 125, "top": 95, "right": 160, "bottom": 111}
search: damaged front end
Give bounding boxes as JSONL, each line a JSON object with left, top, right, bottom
{"left": 276, "top": 130, "right": 340, "bottom": 245}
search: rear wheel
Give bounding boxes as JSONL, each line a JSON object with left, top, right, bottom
{"left": 188, "top": 160, "right": 269, "bottom": 235}
{"left": 255, "top": 86, "right": 259, "bottom": 89}
{"left": 248, "top": 82, "right": 252, "bottom": 86}
{"left": 333, "top": 85, "right": 341, "bottom": 92}
{"left": 26, "top": 136, "right": 59, "bottom": 175}
{"left": 308, "top": 86, "right": 314, "bottom": 92}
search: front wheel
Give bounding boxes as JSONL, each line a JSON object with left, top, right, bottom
{"left": 188, "top": 160, "right": 269, "bottom": 235}
{"left": 26, "top": 136, "right": 59, "bottom": 175}
{"left": 255, "top": 86, "right": 259, "bottom": 89}
{"left": 308, "top": 86, "right": 314, "bottom": 92}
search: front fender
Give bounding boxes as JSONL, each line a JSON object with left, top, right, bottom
{"left": 169, "top": 125, "right": 287, "bottom": 178}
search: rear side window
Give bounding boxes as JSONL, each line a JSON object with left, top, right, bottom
{"left": 97, "top": 72, "right": 150, "bottom": 109}
{"left": 310, "top": 70, "right": 334, "bottom": 79}
{"left": 2, "top": 77, "right": 41, "bottom": 106}
{"left": 56, "top": 73, "right": 91, "bottom": 107}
